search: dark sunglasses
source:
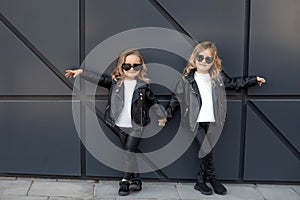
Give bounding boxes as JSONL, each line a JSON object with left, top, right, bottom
{"left": 196, "top": 55, "right": 214, "bottom": 64}
{"left": 122, "top": 63, "right": 142, "bottom": 71}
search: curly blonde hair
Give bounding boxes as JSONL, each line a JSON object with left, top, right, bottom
{"left": 183, "top": 41, "right": 222, "bottom": 79}
{"left": 112, "top": 49, "right": 150, "bottom": 84}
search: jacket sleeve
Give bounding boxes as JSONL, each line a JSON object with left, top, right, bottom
{"left": 165, "top": 77, "right": 185, "bottom": 120}
{"left": 220, "top": 70, "right": 258, "bottom": 91}
{"left": 80, "top": 69, "right": 112, "bottom": 89}
{"left": 145, "top": 86, "right": 167, "bottom": 120}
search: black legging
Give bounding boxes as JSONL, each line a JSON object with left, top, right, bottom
{"left": 195, "top": 122, "right": 216, "bottom": 181}
{"left": 117, "top": 126, "right": 142, "bottom": 180}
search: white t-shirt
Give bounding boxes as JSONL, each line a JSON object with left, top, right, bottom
{"left": 115, "top": 80, "right": 137, "bottom": 127}
{"left": 194, "top": 72, "right": 215, "bottom": 122}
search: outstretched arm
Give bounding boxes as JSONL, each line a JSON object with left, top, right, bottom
{"left": 65, "top": 68, "right": 112, "bottom": 89}
{"left": 220, "top": 70, "right": 266, "bottom": 91}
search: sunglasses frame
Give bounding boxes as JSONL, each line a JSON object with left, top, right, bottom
{"left": 122, "top": 63, "right": 143, "bottom": 71}
{"left": 196, "top": 54, "right": 214, "bottom": 64}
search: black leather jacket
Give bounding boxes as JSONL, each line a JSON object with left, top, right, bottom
{"left": 81, "top": 70, "right": 166, "bottom": 128}
{"left": 166, "top": 70, "right": 258, "bottom": 132}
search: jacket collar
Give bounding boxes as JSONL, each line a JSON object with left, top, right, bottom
{"left": 113, "top": 79, "right": 148, "bottom": 102}
{"left": 115, "top": 78, "right": 147, "bottom": 87}
{"left": 184, "top": 69, "right": 203, "bottom": 96}
{"left": 184, "top": 69, "right": 196, "bottom": 84}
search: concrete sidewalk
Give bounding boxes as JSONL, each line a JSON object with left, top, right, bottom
{"left": 0, "top": 176, "right": 299, "bottom": 200}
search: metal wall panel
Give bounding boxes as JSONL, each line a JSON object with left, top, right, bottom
{"left": 0, "top": 24, "right": 71, "bottom": 95}
{"left": 0, "top": 0, "right": 80, "bottom": 176}
{"left": 0, "top": 0, "right": 79, "bottom": 74}
{"left": 245, "top": 0, "right": 300, "bottom": 182}
{"left": 248, "top": 0, "right": 300, "bottom": 95}
{"left": 0, "top": 102, "right": 81, "bottom": 175}
{"left": 158, "top": 0, "right": 246, "bottom": 77}
{"left": 85, "top": 0, "right": 174, "bottom": 54}
{"left": 244, "top": 101, "right": 300, "bottom": 181}
{"left": 213, "top": 101, "right": 243, "bottom": 180}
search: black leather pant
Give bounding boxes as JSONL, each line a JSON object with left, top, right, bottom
{"left": 116, "top": 126, "right": 142, "bottom": 180}
{"left": 195, "top": 122, "right": 216, "bottom": 182}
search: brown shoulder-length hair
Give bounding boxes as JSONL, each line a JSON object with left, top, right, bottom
{"left": 112, "top": 49, "right": 150, "bottom": 84}
{"left": 183, "top": 41, "right": 222, "bottom": 79}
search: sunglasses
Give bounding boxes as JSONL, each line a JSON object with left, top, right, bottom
{"left": 122, "top": 63, "right": 143, "bottom": 71}
{"left": 196, "top": 55, "right": 214, "bottom": 64}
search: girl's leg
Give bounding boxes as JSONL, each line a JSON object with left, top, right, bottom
{"left": 124, "top": 129, "right": 142, "bottom": 191}
{"left": 195, "top": 123, "right": 227, "bottom": 195}
{"left": 203, "top": 152, "right": 227, "bottom": 195}
{"left": 194, "top": 123, "right": 213, "bottom": 195}
{"left": 117, "top": 127, "right": 143, "bottom": 195}
{"left": 116, "top": 127, "right": 131, "bottom": 196}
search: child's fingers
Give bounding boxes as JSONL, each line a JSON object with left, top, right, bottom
{"left": 257, "top": 77, "right": 266, "bottom": 83}
{"left": 158, "top": 120, "right": 166, "bottom": 126}
{"left": 258, "top": 80, "right": 264, "bottom": 86}
{"left": 65, "top": 71, "right": 75, "bottom": 78}
{"left": 257, "top": 77, "right": 266, "bottom": 86}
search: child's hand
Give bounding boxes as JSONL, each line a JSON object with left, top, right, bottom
{"left": 158, "top": 118, "right": 167, "bottom": 127}
{"left": 257, "top": 76, "right": 266, "bottom": 86}
{"left": 65, "top": 69, "right": 83, "bottom": 78}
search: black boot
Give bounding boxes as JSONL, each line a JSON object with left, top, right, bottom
{"left": 210, "top": 179, "right": 227, "bottom": 195}
{"left": 204, "top": 153, "right": 227, "bottom": 195}
{"left": 194, "top": 165, "right": 212, "bottom": 195}
{"left": 130, "top": 177, "right": 142, "bottom": 191}
{"left": 118, "top": 181, "right": 130, "bottom": 196}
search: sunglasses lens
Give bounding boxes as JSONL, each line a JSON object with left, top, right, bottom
{"left": 122, "top": 64, "right": 131, "bottom": 71}
{"left": 196, "top": 55, "right": 204, "bottom": 62}
{"left": 205, "top": 57, "right": 213, "bottom": 64}
{"left": 133, "top": 64, "right": 142, "bottom": 71}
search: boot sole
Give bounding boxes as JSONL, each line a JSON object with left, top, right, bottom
{"left": 130, "top": 185, "right": 142, "bottom": 191}
{"left": 194, "top": 185, "right": 213, "bottom": 195}
{"left": 118, "top": 191, "right": 130, "bottom": 196}
{"left": 213, "top": 189, "right": 227, "bottom": 195}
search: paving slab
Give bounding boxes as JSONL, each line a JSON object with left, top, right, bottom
{"left": 94, "top": 181, "right": 180, "bottom": 199}
{"left": 176, "top": 183, "right": 264, "bottom": 200}
{"left": 1, "top": 177, "right": 299, "bottom": 200}
{"left": 0, "top": 196, "right": 47, "bottom": 200}
{"left": 49, "top": 197, "right": 102, "bottom": 200}
{"left": 28, "top": 181, "right": 94, "bottom": 198}
{"left": 57, "top": 178, "right": 97, "bottom": 183}
{"left": 120, "top": 182, "right": 180, "bottom": 199}
{"left": 17, "top": 177, "right": 57, "bottom": 182}
{"left": 93, "top": 181, "right": 117, "bottom": 198}
{"left": 0, "top": 180, "right": 32, "bottom": 196}
{"left": 0, "top": 177, "right": 17, "bottom": 180}
{"left": 256, "top": 184, "right": 300, "bottom": 200}
{"left": 291, "top": 185, "right": 300, "bottom": 197}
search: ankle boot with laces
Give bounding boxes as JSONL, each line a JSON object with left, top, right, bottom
{"left": 204, "top": 154, "right": 227, "bottom": 195}
{"left": 118, "top": 181, "right": 130, "bottom": 196}
{"left": 130, "top": 178, "right": 142, "bottom": 191}
{"left": 194, "top": 170, "right": 212, "bottom": 195}
{"left": 210, "top": 179, "right": 227, "bottom": 195}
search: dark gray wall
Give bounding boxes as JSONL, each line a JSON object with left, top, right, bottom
{"left": 0, "top": 0, "right": 299, "bottom": 182}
